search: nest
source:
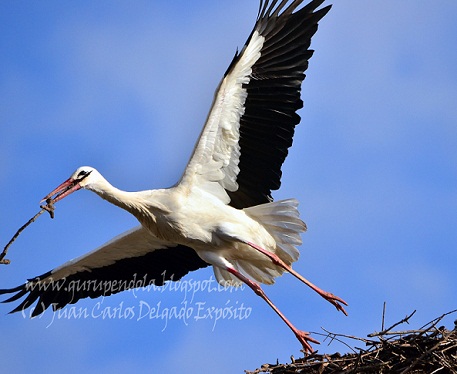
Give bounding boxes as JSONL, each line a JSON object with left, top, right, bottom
{"left": 247, "top": 310, "right": 457, "bottom": 374}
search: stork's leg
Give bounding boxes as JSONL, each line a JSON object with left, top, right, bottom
{"left": 226, "top": 266, "right": 319, "bottom": 353}
{"left": 245, "top": 241, "right": 348, "bottom": 316}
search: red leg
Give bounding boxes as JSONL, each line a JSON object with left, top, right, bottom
{"left": 226, "top": 266, "right": 319, "bottom": 353}
{"left": 246, "top": 241, "right": 348, "bottom": 316}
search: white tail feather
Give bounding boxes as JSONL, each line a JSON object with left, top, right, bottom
{"left": 212, "top": 199, "right": 307, "bottom": 286}
{"left": 244, "top": 198, "right": 306, "bottom": 266}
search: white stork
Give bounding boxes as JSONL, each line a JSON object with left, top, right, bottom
{"left": 1, "top": 0, "right": 346, "bottom": 352}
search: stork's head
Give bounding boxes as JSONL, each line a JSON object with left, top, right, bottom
{"left": 42, "top": 166, "right": 101, "bottom": 203}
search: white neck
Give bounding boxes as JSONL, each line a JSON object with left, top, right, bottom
{"left": 86, "top": 175, "right": 168, "bottom": 221}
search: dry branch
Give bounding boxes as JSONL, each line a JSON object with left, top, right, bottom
{"left": 0, "top": 199, "right": 55, "bottom": 265}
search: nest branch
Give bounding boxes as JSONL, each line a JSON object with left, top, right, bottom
{"left": 247, "top": 310, "right": 457, "bottom": 374}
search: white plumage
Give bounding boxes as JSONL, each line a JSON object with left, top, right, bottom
{"left": 1, "top": 0, "right": 346, "bottom": 353}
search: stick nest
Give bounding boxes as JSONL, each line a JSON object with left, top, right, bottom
{"left": 247, "top": 310, "right": 457, "bottom": 374}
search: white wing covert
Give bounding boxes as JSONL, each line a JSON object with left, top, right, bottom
{"left": 179, "top": 0, "right": 331, "bottom": 208}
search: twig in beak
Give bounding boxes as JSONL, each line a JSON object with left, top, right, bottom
{"left": 0, "top": 198, "right": 56, "bottom": 265}
{"left": 41, "top": 198, "right": 55, "bottom": 219}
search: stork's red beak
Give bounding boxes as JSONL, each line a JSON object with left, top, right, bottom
{"left": 41, "top": 178, "right": 81, "bottom": 203}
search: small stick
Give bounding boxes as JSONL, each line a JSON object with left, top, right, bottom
{"left": 0, "top": 198, "right": 55, "bottom": 265}
{"left": 368, "top": 310, "right": 417, "bottom": 337}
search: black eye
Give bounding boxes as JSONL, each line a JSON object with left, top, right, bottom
{"left": 77, "top": 170, "right": 90, "bottom": 178}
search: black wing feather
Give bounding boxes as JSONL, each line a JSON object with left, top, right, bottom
{"left": 0, "top": 244, "right": 208, "bottom": 316}
{"left": 227, "top": 0, "right": 331, "bottom": 208}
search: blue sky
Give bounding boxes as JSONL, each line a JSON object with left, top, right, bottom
{"left": 1, "top": 1, "right": 456, "bottom": 373}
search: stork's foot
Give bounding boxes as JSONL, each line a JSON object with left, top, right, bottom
{"left": 295, "top": 330, "right": 320, "bottom": 354}
{"left": 320, "top": 291, "right": 348, "bottom": 316}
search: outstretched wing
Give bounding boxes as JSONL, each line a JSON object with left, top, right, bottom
{"left": 0, "top": 226, "right": 208, "bottom": 316}
{"left": 179, "top": 0, "right": 331, "bottom": 208}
